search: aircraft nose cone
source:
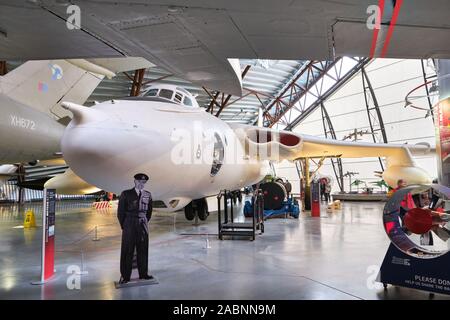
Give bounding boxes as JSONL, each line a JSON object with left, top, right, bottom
{"left": 61, "top": 117, "right": 171, "bottom": 193}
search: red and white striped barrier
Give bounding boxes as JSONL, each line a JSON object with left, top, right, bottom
{"left": 92, "top": 201, "right": 112, "bottom": 209}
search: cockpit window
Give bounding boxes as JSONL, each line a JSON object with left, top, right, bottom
{"left": 183, "top": 96, "right": 193, "bottom": 106}
{"left": 138, "top": 86, "right": 198, "bottom": 107}
{"left": 145, "top": 89, "right": 158, "bottom": 97}
{"left": 174, "top": 92, "right": 183, "bottom": 103}
{"left": 159, "top": 89, "right": 173, "bottom": 100}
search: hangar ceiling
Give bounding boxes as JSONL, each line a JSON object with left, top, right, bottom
{"left": 1, "top": 0, "right": 449, "bottom": 96}
{"left": 87, "top": 59, "right": 308, "bottom": 125}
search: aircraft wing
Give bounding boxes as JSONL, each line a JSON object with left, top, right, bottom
{"left": 232, "top": 124, "right": 434, "bottom": 187}
{"left": 0, "top": 164, "right": 17, "bottom": 177}
{"left": 1, "top": 1, "right": 449, "bottom": 96}
{"left": 0, "top": 156, "right": 101, "bottom": 194}
{"left": 44, "top": 168, "right": 101, "bottom": 195}
{"left": 296, "top": 135, "right": 430, "bottom": 167}
{"left": 28, "top": 156, "right": 101, "bottom": 194}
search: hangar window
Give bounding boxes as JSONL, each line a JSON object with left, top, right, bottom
{"left": 145, "top": 89, "right": 158, "bottom": 97}
{"left": 183, "top": 96, "right": 192, "bottom": 107}
{"left": 174, "top": 92, "right": 183, "bottom": 103}
{"left": 159, "top": 89, "right": 174, "bottom": 100}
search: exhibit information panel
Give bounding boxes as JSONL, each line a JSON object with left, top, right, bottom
{"left": 434, "top": 97, "right": 450, "bottom": 186}
{"left": 41, "top": 188, "right": 56, "bottom": 282}
{"left": 380, "top": 244, "right": 450, "bottom": 295}
{"left": 310, "top": 181, "right": 320, "bottom": 217}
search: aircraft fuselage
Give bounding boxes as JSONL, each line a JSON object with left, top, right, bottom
{"left": 61, "top": 97, "right": 269, "bottom": 211}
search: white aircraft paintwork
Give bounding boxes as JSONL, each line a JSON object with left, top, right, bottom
{"left": 55, "top": 85, "right": 269, "bottom": 211}
{"left": 48, "top": 84, "right": 434, "bottom": 213}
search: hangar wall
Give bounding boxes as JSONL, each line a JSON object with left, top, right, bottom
{"left": 274, "top": 59, "right": 438, "bottom": 194}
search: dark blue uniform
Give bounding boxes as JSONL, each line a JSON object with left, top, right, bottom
{"left": 118, "top": 188, "right": 152, "bottom": 281}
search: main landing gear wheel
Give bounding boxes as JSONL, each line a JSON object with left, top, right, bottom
{"left": 196, "top": 199, "right": 209, "bottom": 221}
{"left": 185, "top": 199, "right": 209, "bottom": 221}
{"left": 184, "top": 202, "right": 195, "bottom": 221}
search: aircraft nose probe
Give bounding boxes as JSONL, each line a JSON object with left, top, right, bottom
{"left": 61, "top": 101, "right": 103, "bottom": 125}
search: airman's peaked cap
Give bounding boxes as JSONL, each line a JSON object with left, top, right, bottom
{"left": 134, "top": 173, "right": 149, "bottom": 181}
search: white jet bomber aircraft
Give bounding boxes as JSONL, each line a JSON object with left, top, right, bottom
{"left": 46, "top": 84, "right": 434, "bottom": 221}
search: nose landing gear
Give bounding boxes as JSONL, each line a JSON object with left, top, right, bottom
{"left": 184, "top": 198, "right": 209, "bottom": 221}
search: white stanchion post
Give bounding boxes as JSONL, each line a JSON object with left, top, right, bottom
{"left": 92, "top": 226, "right": 100, "bottom": 241}
{"left": 31, "top": 188, "right": 48, "bottom": 285}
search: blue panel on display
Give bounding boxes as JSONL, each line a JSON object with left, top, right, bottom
{"left": 378, "top": 243, "right": 450, "bottom": 295}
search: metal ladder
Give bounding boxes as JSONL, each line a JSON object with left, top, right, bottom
{"left": 217, "top": 189, "right": 264, "bottom": 241}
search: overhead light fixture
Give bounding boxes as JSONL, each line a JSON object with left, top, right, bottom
{"left": 168, "top": 5, "right": 182, "bottom": 13}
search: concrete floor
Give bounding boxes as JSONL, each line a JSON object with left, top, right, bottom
{"left": 0, "top": 198, "right": 449, "bottom": 300}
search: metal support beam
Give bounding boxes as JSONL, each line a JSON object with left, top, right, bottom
{"left": 202, "top": 65, "right": 251, "bottom": 115}
{"left": 0, "top": 61, "right": 7, "bottom": 75}
{"left": 295, "top": 159, "right": 306, "bottom": 211}
{"left": 421, "top": 59, "right": 436, "bottom": 122}
{"left": 129, "top": 68, "right": 146, "bottom": 97}
{"left": 295, "top": 160, "right": 303, "bottom": 180}
{"left": 215, "top": 94, "right": 233, "bottom": 117}
{"left": 17, "top": 164, "right": 25, "bottom": 205}
{"left": 320, "top": 103, "right": 344, "bottom": 192}
{"left": 361, "top": 66, "right": 388, "bottom": 171}
{"left": 263, "top": 60, "right": 340, "bottom": 127}
{"left": 130, "top": 70, "right": 139, "bottom": 96}
{"left": 205, "top": 91, "right": 221, "bottom": 113}
{"left": 203, "top": 87, "right": 222, "bottom": 112}
{"left": 284, "top": 57, "right": 370, "bottom": 131}
{"left": 303, "top": 158, "right": 312, "bottom": 187}
{"left": 310, "top": 157, "right": 326, "bottom": 178}
{"left": 141, "top": 74, "right": 172, "bottom": 86}
{"left": 214, "top": 65, "right": 251, "bottom": 117}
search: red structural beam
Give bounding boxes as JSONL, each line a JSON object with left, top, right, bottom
{"left": 0, "top": 61, "right": 7, "bottom": 75}
{"left": 204, "top": 65, "right": 251, "bottom": 116}
{"left": 263, "top": 59, "right": 341, "bottom": 128}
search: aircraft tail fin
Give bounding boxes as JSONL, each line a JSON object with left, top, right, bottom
{"left": 0, "top": 57, "right": 153, "bottom": 120}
